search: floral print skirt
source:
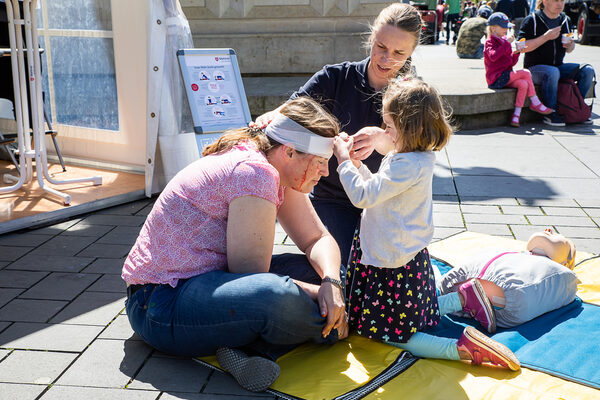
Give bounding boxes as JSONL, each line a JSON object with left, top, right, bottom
{"left": 345, "top": 228, "right": 440, "bottom": 343}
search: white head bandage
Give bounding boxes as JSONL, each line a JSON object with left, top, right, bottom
{"left": 264, "top": 113, "right": 334, "bottom": 159}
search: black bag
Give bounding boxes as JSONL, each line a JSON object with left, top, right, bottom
{"left": 556, "top": 64, "right": 595, "bottom": 124}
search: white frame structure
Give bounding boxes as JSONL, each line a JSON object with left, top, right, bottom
{"left": 1, "top": 0, "right": 102, "bottom": 205}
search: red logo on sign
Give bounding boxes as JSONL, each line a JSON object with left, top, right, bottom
{"left": 191, "top": 83, "right": 198, "bottom": 91}
{"left": 215, "top": 57, "right": 219, "bottom": 61}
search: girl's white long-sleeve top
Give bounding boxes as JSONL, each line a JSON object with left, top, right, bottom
{"left": 337, "top": 151, "right": 435, "bottom": 268}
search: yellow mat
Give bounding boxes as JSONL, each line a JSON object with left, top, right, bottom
{"left": 198, "top": 232, "right": 600, "bottom": 399}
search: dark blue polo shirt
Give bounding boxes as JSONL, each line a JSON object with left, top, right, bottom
{"left": 290, "top": 57, "right": 384, "bottom": 206}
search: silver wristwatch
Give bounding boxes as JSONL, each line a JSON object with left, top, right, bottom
{"left": 321, "top": 277, "right": 343, "bottom": 290}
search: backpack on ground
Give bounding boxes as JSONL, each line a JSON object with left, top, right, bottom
{"left": 556, "top": 64, "right": 595, "bottom": 124}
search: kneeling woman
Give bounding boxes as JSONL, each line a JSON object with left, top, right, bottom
{"left": 122, "top": 97, "right": 347, "bottom": 392}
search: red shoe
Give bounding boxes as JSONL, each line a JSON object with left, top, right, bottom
{"left": 457, "top": 326, "right": 521, "bottom": 371}
{"left": 510, "top": 114, "right": 520, "bottom": 127}
{"left": 529, "top": 102, "right": 553, "bottom": 115}
{"left": 458, "top": 278, "right": 496, "bottom": 333}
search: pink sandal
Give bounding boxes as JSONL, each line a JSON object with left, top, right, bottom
{"left": 529, "top": 102, "right": 553, "bottom": 115}
{"left": 510, "top": 114, "right": 520, "bottom": 127}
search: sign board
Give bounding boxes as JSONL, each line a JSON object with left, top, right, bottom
{"left": 177, "top": 48, "right": 251, "bottom": 152}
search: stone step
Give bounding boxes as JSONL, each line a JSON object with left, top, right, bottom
{"left": 242, "top": 75, "right": 531, "bottom": 131}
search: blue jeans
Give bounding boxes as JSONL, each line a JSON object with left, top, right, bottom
{"left": 529, "top": 63, "right": 595, "bottom": 110}
{"left": 457, "top": 44, "right": 484, "bottom": 59}
{"left": 125, "top": 254, "right": 337, "bottom": 360}
{"left": 388, "top": 292, "right": 462, "bottom": 360}
{"left": 312, "top": 199, "right": 362, "bottom": 267}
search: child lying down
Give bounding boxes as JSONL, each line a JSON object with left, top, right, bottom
{"left": 438, "top": 229, "right": 578, "bottom": 328}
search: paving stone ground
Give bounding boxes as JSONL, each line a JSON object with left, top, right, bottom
{"left": 1, "top": 43, "right": 599, "bottom": 400}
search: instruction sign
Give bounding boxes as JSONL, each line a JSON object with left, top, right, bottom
{"left": 177, "top": 48, "right": 251, "bottom": 136}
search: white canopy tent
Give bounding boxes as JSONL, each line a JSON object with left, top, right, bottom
{"left": 145, "top": 0, "right": 199, "bottom": 196}
{"left": 1, "top": 0, "right": 198, "bottom": 195}
{"left": 0, "top": 0, "right": 199, "bottom": 231}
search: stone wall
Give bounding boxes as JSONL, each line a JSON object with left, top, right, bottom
{"left": 180, "top": 0, "right": 398, "bottom": 74}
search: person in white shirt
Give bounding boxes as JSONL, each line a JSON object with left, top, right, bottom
{"left": 333, "top": 77, "right": 519, "bottom": 371}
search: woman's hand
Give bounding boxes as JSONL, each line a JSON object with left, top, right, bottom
{"left": 564, "top": 38, "right": 575, "bottom": 52}
{"left": 351, "top": 127, "right": 385, "bottom": 160}
{"left": 318, "top": 281, "right": 346, "bottom": 338}
{"left": 337, "top": 317, "right": 349, "bottom": 340}
{"left": 543, "top": 26, "right": 561, "bottom": 42}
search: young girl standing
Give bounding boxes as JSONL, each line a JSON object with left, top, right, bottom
{"left": 484, "top": 12, "right": 552, "bottom": 127}
{"left": 333, "top": 78, "right": 520, "bottom": 371}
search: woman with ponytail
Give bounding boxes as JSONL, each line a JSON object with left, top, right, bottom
{"left": 122, "top": 97, "right": 346, "bottom": 392}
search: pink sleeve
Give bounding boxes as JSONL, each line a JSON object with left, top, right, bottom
{"left": 484, "top": 39, "right": 498, "bottom": 61}
{"left": 225, "top": 161, "right": 281, "bottom": 206}
{"left": 512, "top": 52, "right": 520, "bottom": 66}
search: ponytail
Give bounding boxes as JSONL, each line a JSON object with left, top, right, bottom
{"left": 201, "top": 127, "right": 280, "bottom": 156}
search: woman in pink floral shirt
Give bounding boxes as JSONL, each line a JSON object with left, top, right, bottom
{"left": 122, "top": 97, "right": 346, "bottom": 392}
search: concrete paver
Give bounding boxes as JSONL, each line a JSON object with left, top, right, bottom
{"left": 55, "top": 339, "right": 152, "bottom": 388}
{"left": 0, "top": 233, "right": 53, "bottom": 247}
{"left": 0, "top": 383, "right": 46, "bottom": 400}
{"left": 464, "top": 223, "right": 514, "bottom": 236}
{"left": 87, "top": 274, "right": 127, "bottom": 293}
{"left": 82, "top": 215, "right": 146, "bottom": 227}
{"left": 0, "top": 350, "right": 77, "bottom": 384}
{"left": 59, "top": 223, "right": 114, "bottom": 238}
{"left": 19, "top": 273, "right": 101, "bottom": 301}
{"left": 29, "top": 236, "right": 97, "bottom": 257}
{"left": 0, "top": 322, "right": 103, "bottom": 352}
{"left": 542, "top": 207, "right": 590, "bottom": 217}
{"left": 0, "top": 349, "right": 10, "bottom": 360}
{"left": 433, "top": 212, "right": 465, "bottom": 227}
{"left": 77, "top": 243, "right": 133, "bottom": 259}
{"left": 554, "top": 226, "right": 600, "bottom": 239}
{"left": 432, "top": 227, "right": 466, "bottom": 241}
{"left": 96, "top": 226, "right": 142, "bottom": 246}
{"left": 48, "top": 291, "right": 126, "bottom": 325}
{"left": 582, "top": 208, "right": 600, "bottom": 217}
{"left": 0, "top": 299, "right": 67, "bottom": 323}
{"left": 128, "top": 356, "right": 210, "bottom": 392}
{"left": 5, "top": 254, "right": 94, "bottom": 272}
{"left": 463, "top": 213, "right": 528, "bottom": 225}
{"left": 94, "top": 199, "right": 154, "bottom": 216}
{"left": 0, "top": 289, "right": 22, "bottom": 308}
{"left": 433, "top": 203, "right": 461, "bottom": 213}
{"left": 0, "top": 270, "right": 48, "bottom": 288}
{"left": 509, "top": 224, "right": 555, "bottom": 241}
{"left": 203, "top": 368, "right": 277, "bottom": 398}
{"left": 0, "top": 246, "right": 32, "bottom": 262}
{"left": 527, "top": 215, "right": 597, "bottom": 227}
{"left": 460, "top": 204, "right": 503, "bottom": 214}
{"left": 81, "top": 257, "right": 126, "bottom": 274}
{"left": 39, "top": 386, "right": 159, "bottom": 400}
{"left": 28, "top": 219, "right": 81, "bottom": 235}
{"left": 98, "top": 315, "right": 141, "bottom": 341}
{"left": 460, "top": 196, "right": 520, "bottom": 205}
{"left": 499, "top": 205, "right": 544, "bottom": 215}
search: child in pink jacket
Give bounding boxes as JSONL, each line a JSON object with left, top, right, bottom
{"left": 484, "top": 12, "right": 552, "bottom": 127}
